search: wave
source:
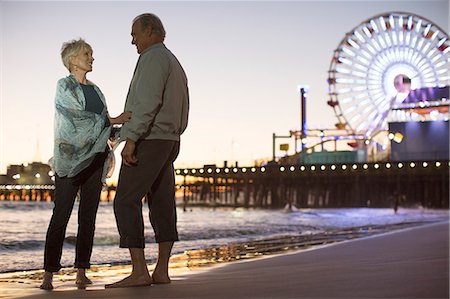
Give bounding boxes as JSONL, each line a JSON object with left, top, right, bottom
{"left": 0, "top": 239, "right": 45, "bottom": 251}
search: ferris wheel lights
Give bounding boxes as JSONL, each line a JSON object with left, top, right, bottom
{"left": 347, "top": 39, "right": 360, "bottom": 49}
{"left": 354, "top": 31, "right": 366, "bottom": 43}
{"left": 436, "top": 37, "right": 447, "bottom": 47}
{"left": 363, "top": 27, "right": 372, "bottom": 38}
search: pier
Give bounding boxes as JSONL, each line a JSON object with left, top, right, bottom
{"left": 176, "top": 160, "right": 449, "bottom": 210}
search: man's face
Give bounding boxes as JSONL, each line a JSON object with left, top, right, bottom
{"left": 131, "top": 21, "right": 152, "bottom": 54}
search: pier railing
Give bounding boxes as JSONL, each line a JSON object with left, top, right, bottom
{"left": 175, "top": 160, "right": 449, "bottom": 209}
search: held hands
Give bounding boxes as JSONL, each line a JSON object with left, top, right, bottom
{"left": 121, "top": 139, "right": 138, "bottom": 166}
{"left": 110, "top": 111, "right": 132, "bottom": 125}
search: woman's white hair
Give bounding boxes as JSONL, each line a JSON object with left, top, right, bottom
{"left": 61, "top": 38, "right": 92, "bottom": 71}
{"left": 133, "top": 13, "right": 166, "bottom": 38}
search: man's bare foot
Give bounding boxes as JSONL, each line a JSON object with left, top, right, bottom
{"left": 152, "top": 271, "right": 171, "bottom": 284}
{"left": 39, "top": 271, "right": 54, "bottom": 290}
{"left": 76, "top": 269, "right": 93, "bottom": 285}
{"left": 105, "top": 273, "right": 152, "bottom": 289}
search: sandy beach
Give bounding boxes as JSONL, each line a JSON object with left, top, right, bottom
{"left": 0, "top": 220, "right": 447, "bottom": 299}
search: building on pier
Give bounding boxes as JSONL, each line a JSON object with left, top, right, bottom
{"left": 0, "top": 162, "right": 55, "bottom": 201}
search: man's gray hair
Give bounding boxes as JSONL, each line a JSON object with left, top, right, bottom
{"left": 61, "top": 38, "right": 92, "bottom": 71}
{"left": 133, "top": 13, "right": 166, "bottom": 38}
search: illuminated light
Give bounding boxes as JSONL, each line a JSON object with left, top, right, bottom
{"left": 192, "top": 169, "right": 197, "bottom": 174}
{"left": 48, "top": 171, "right": 54, "bottom": 176}
{"left": 435, "top": 162, "right": 441, "bottom": 167}
{"left": 260, "top": 167, "right": 266, "bottom": 172}
{"left": 397, "top": 163, "right": 403, "bottom": 168}
{"left": 435, "top": 61, "right": 446, "bottom": 68}
{"left": 363, "top": 164, "right": 368, "bottom": 169}
{"left": 199, "top": 169, "right": 205, "bottom": 174}
{"left": 233, "top": 168, "right": 238, "bottom": 173}
{"left": 388, "top": 133, "right": 395, "bottom": 140}
{"left": 207, "top": 168, "right": 213, "bottom": 174}
{"left": 215, "top": 169, "right": 220, "bottom": 173}
{"left": 374, "top": 164, "right": 380, "bottom": 169}
{"left": 251, "top": 167, "right": 256, "bottom": 173}
{"left": 352, "top": 164, "right": 357, "bottom": 170}
{"left": 23, "top": 163, "right": 29, "bottom": 167}
{"left": 342, "top": 47, "right": 356, "bottom": 57}
{"left": 336, "top": 67, "right": 351, "bottom": 74}
{"left": 386, "top": 163, "right": 391, "bottom": 169}
{"left": 354, "top": 30, "right": 365, "bottom": 43}
{"left": 422, "top": 162, "right": 428, "bottom": 168}
{"left": 175, "top": 170, "right": 181, "bottom": 175}
{"left": 393, "top": 133, "right": 403, "bottom": 143}
{"left": 311, "top": 166, "right": 316, "bottom": 171}
{"left": 370, "top": 20, "right": 378, "bottom": 32}
{"left": 290, "top": 166, "right": 295, "bottom": 172}
{"left": 51, "top": 177, "right": 55, "bottom": 181}
{"left": 342, "top": 165, "right": 347, "bottom": 170}
{"left": 300, "top": 166, "right": 306, "bottom": 171}
{"left": 336, "top": 78, "right": 354, "bottom": 84}
{"left": 347, "top": 38, "right": 360, "bottom": 49}
{"left": 364, "top": 139, "right": 370, "bottom": 145}
{"left": 363, "top": 27, "right": 372, "bottom": 37}
{"left": 331, "top": 165, "right": 336, "bottom": 170}
{"left": 301, "top": 138, "right": 308, "bottom": 145}
{"left": 429, "top": 110, "right": 439, "bottom": 121}
{"left": 321, "top": 165, "right": 326, "bottom": 171}
{"left": 242, "top": 168, "right": 247, "bottom": 173}
{"left": 410, "top": 162, "right": 416, "bottom": 168}
{"left": 338, "top": 57, "right": 353, "bottom": 65}
{"left": 35, "top": 173, "right": 41, "bottom": 178}
{"left": 280, "top": 166, "right": 285, "bottom": 172}
{"left": 224, "top": 168, "right": 230, "bottom": 173}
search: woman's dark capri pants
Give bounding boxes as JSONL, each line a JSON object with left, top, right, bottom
{"left": 113, "top": 139, "right": 180, "bottom": 248}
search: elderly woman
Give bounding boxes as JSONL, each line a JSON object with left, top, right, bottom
{"left": 40, "top": 39, "right": 131, "bottom": 290}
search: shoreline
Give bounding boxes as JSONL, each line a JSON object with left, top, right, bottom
{"left": 1, "top": 219, "right": 448, "bottom": 298}
{"left": 0, "top": 218, "right": 437, "bottom": 275}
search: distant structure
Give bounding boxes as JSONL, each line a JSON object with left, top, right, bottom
{"left": 276, "top": 12, "right": 449, "bottom": 165}
{"left": 176, "top": 12, "right": 449, "bottom": 210}
{"left": 0, "top": 162, "right": 54, "bottom": 201}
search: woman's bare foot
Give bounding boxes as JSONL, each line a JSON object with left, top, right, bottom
{"left": 105, "top": 273, "right": 152, "bottom": 289}
{"left": 76, "top": 269, "right": 93, "bottom": 285}
{"left": 39, "top": 271, "right": 54, "bottom": 290}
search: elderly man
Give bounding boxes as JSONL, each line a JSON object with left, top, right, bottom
{"left": 106, "top": 13, "right": 189, "bottom": 288}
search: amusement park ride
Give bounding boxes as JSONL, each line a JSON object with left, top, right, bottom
{"left": 278, "top": 12, "right": 450, "bottom": 164}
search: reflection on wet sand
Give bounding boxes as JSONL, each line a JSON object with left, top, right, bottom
{"left": 170, "top": 221, "right": 427, "bottom": 269}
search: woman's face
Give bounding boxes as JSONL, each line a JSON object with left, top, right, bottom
{"left": 70, "top": 47, "right": 94, "bottom": 73}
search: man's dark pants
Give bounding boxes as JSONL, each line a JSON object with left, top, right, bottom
{"left": 113, "top": 139, "right": 180, "bottom": 248}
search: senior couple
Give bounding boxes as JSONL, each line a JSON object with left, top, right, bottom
{"left": 40, "top": 13, "right": 189, "bottom": 290}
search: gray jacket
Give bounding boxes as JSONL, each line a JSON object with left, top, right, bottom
{"left": 120, "top": 43, "right": 189, "bottom": 142}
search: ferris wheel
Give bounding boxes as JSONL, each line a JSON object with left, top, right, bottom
{"left": 327, "top": 12, "right": 450, "bottom": 137}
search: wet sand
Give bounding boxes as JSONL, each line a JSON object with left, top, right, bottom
{"left": 1, "top": 221, "right": 448, "bottom": 299}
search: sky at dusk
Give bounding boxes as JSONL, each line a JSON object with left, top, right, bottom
{"left": 0, "top": 0, "right": 448, "bottom": 181}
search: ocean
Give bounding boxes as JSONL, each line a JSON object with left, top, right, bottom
{"left": 0, "top": 200, "right": 448, "bottom": 273}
